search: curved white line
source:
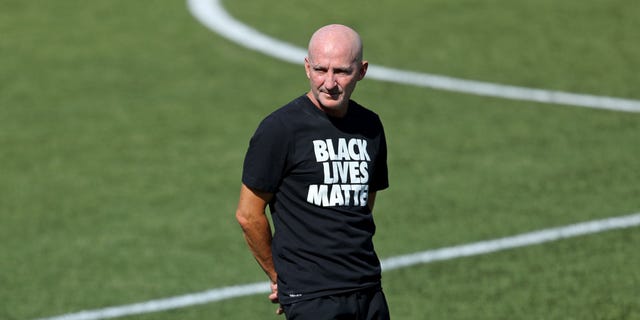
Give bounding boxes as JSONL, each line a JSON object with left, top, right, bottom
{"left": 37, "top": 212, "right": 640, "bottom": 320}
{"left": 186, "top": 0, "right": 640, "bottom": 113}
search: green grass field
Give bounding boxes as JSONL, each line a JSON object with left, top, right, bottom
{"left": 1, "top": 0, "right": 639, "bottom": 319}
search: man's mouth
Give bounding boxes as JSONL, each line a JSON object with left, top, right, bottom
{"left": 323, "top": 91, "right": 341, "bottom": 99}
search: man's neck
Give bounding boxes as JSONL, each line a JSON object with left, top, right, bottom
{"left": 306, "top": 92, "right": 348, "bottom": 118}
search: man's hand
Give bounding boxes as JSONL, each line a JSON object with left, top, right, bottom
{"left": 270, "top": 282, "right": 284, "bottom": 315}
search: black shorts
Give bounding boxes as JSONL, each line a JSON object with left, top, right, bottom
{"left": 281, "top": 287, "right": 390, "bottom": 320}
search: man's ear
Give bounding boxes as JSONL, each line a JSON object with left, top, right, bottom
{"left": 304, "top": 57, "right": 312, "bottom": 79}
{"left": 358, "top": 61, "right": 368, "bottom": 80}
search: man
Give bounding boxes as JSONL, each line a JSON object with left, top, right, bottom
{"left": 236, "top": 24, "right": 390, "bottom": 319}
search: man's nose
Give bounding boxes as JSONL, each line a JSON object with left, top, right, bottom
{"left": 324, "top": 72, "right": 337, "bottom": 89}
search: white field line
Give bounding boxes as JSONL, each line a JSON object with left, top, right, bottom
{"left": 380, "top": 212, "right": 640, "bottom": 271}
{"left": 186, "top": 0, "right": 640, "bottom": 113}
{"left": 37, "top": 212, "right": 640, "bottom": 320}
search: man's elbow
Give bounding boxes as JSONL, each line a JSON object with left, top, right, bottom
{"left": 235, "top": 209, "right": 252, "bottom": 231}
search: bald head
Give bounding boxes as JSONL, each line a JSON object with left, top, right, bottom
{"left": 308, "top": 24, "right": 364, "bottom": 64}
{"left": 304, "top": 24, "right": 368, "bottom": 117}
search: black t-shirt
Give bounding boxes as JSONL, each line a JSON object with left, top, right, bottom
{"left": 242, "top": 94, "right": 389, "bottom": 304}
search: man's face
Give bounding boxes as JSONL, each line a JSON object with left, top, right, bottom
{"left": 305, "top": 48, "right": 367, "bottom": 117}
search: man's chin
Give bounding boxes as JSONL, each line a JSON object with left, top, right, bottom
{"left": 319, "top": 97, "right": 344, "bottom": 108}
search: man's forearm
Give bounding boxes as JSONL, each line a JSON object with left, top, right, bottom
{"left": 236, "top": 185, "right": 278, "bottom": 283}
{"left": 238, "top": 214, "right": 278, "bottom": 283}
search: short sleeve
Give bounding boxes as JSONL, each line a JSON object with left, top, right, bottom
{"left": 242, "top": 115, "right": 290, "bottom": 193}
{"left": 369, "top": 123, "right": 389, "bottom": 191}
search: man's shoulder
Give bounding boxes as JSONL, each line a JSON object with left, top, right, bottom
{"left": 261, "top": 95, "right": 315, "bottom": 125}
{"left": 255, "top": 95, "right": 313, "bottom": 134}
{"left": 349, "top": 99, "right": 379, "bottom": 118}
{"left": 347, "top": 100, "right": 383, "bottom": 130}
{"left": 270, "top": 95, "right": 313, "bottom": 117}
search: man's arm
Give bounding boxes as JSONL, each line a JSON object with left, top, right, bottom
{"left": 235, "top": 184, "right": 277, "bottom": 283}
{"left": 236, "top": 184, "right": 283, "bottom": 314}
